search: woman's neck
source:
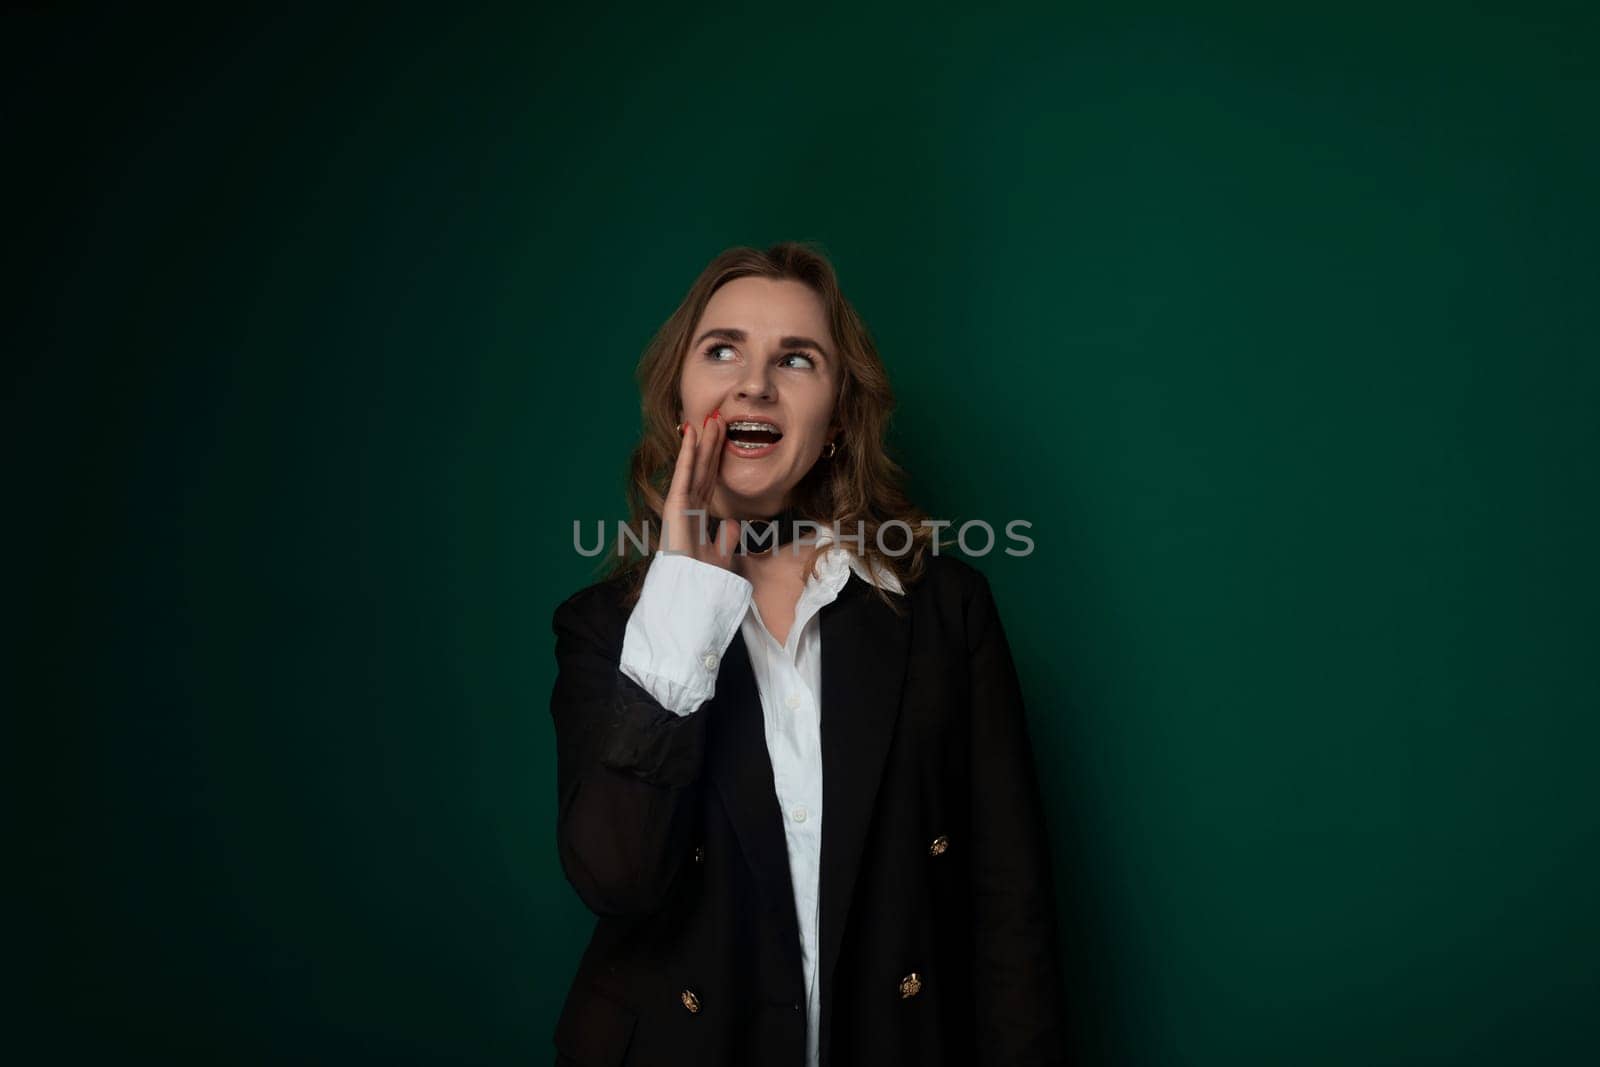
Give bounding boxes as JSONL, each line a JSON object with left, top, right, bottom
{"left": 727, "top": 504, "right": 802, "bottom": 555}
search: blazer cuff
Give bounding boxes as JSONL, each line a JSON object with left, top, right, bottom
{"left": 598, "top": 670, "right": 715, "bottom": 787}
{"left": 619, "top": 551, "right": 753, "bottom": 717}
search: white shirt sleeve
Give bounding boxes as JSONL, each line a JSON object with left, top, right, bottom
{"left": 619, "top": 551, "right": 754, "bottom": 717}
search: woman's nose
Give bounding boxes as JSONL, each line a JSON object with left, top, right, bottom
{"left": 736, "top": 363, "right": 774, "bottom": 401}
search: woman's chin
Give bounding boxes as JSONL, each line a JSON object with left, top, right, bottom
{"left": 717, "top": 475, "right": 789, "bottom": 505}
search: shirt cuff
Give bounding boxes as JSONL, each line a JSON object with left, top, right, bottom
{"left": 619, "top": 550, "right": 754, "bottom": 717}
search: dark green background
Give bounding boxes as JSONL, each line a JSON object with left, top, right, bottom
{"left": 11, "top": 4, "right": 1598, "bottom": 1064}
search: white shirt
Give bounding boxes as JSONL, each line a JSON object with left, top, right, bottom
{"left": 617, "top": 532, "right": 905, "bottom": 1067}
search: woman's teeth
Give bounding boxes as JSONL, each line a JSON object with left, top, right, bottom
{"left": 725, "top": 420, "right": 782, "bottom": 449}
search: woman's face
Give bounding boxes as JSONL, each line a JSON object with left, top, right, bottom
{"left": 678, "top": 276, "right": 840, "bottom": 519}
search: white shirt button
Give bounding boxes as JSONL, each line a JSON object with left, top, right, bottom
{"left": 701, "top": 651, "right": 718, "bottom": 671}
{"left": 785, "top": 692, "right": 801, "bottom": 709}
{"left": 791, "top": 805, "right": 808, "bottom": 823}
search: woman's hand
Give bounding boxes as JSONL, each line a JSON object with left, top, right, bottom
{"left": 662, "top": 410, "right": 743, "bottom": 570}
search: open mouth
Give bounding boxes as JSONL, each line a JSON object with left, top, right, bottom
{"left": 724, "top": 419, "right": 783, "bottom": 451}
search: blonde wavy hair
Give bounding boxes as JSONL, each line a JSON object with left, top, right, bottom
{"left": 599, "top": 241, "right": 942, "bottom": 616}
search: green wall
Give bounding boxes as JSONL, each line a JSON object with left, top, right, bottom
{"left": 12, "top": 4, "right": 1597, "bottom": 1063}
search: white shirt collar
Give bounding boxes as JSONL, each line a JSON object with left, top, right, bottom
{"left": 808, "top": 528, "right": 906, "bottom": 596}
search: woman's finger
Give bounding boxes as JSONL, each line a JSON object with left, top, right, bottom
{"left": 667, "top": 418, "right": 695, "bottom": 504}
{"left": 704, "top": 410, "right": 727, "bottom": 497}
{"left": 661, "top": 423, "right": 697, "bottom": 555}
{"left": 691, "top": 412, "right": 721, "bottom": 509}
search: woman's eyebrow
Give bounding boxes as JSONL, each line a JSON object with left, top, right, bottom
{"left": 694, "top": 327, "right": 831, "bottom": 362}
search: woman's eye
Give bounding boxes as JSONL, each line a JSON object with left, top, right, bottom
{"left": 707, "top": 343, "right": 736, "bottom": 361}
{"left": 781, "top": 352, "right": 816, "bottom": 370}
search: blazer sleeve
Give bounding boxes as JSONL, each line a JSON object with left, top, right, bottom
{"left": 549, "top": 556, "right": 751, "bottom": 917}
{"left": 965, "top": 570, "right": 1071, "bottom": 1065}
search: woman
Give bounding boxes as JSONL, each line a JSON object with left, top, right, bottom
{"left": 549, "top": 242, "right": 1068, "bottom": 1066}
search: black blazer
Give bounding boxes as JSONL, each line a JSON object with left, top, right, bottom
{"left": 548, "top": 551, "right": 1069, "bottom": 1067}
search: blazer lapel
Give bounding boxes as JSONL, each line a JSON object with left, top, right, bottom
{"left": 817, "top": 572, "right": 913, "bottom": 1005}
{"left": 704, "top": 627, "right": 804, "bottom": 962}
